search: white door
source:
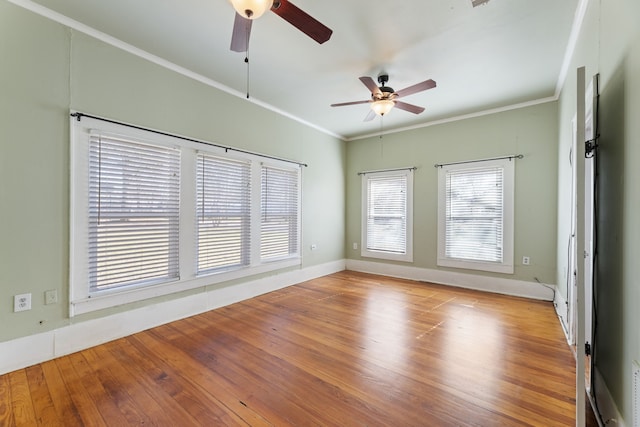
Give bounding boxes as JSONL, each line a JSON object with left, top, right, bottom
{"left": 568, "top": 67, "right": 597, "bottom": 427}
{"left": 574, "top": 66, "right": 587, "bottom": 427}
{"left": 583, "top": 75, "right": 598, "bottom": 364}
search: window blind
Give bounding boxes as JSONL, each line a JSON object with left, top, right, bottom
{"left": 366, "top": 175, "right": 407, "bottom": 254}
{"left": 196, "top": 153, "right": 251, "bottom": 274}
{"left": 444, "top": 166, "right": 504, "bottom": 262}
{"left": 261, "top": 165, "right": 300, "bottom": 260}
{"left": 88, "top": 134, "right": 180, "bottom": 293}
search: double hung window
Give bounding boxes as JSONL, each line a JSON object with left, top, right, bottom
{"left": 88, "top": 134, "right": 180, "bottom": 294}
{"left": 261, "top": 165, "right": 300, "bottom": 261}
{"left": 361, "top": 169, "right": 413, "bottom": 262}
{"left": 196, "top": 154, "right": 251, "bottom": 274}
{"left": 437, "top": 158, "right": 514, "bottom": 273}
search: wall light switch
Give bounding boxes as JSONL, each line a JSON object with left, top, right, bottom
{"left": 45, "top": 289, "right": 58, "bottom": 305}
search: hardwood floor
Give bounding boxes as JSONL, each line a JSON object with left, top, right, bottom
{"left": 1, "top": 271, "right": 599, "bottom": 426}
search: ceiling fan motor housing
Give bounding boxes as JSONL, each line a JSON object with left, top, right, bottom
{"left": 377, "top": 74, "right": 389, "bottom": 85}
{"left": 376, "top": 74, "right": 395, "bottom": 99}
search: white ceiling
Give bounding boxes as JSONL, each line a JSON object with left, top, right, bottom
{"left": 24, "top": 0, "right": 579, "bottom": 140}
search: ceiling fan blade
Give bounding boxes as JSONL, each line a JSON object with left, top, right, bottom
{"left": 331, "top": 100, "right": 371, "bottom": 107}
{"left": 364, "top": 110, "right": 377, "bottom": 122}
{"left": 359, "top": 76, "right": 382, "bottom": 96}
{"left": 271, "top": 0, "right": 333, "bottom": 44}
{"left": 395, "top": 79, "right": 436, "bottom": 98}
{"left": 394, "top": 101, "right": 425, "bottom": 114}
{"left": 230, "top": 13, "right": 252, "bottom": 52}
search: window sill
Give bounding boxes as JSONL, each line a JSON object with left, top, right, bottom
{"left": 437, "top": 257, "right": 513, "bottom": 274}
{"left": 70, "top": 257, "right": 301, "bottom": 316}
{"left": 361, "top": 249, "right": 413, "bottom": 263}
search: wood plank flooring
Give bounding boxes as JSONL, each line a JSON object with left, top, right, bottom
{"left": 1, "top": 271, "right": 598, "bottom": 426}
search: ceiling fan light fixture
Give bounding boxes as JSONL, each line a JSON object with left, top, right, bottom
{"left": 371, "top": 99, "right": 395, "bottom": 116}
{"left": 230, "top": 0, "right": 274, "bottom": 19}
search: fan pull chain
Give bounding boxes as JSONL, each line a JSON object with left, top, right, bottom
{"left": 245, "top": 25, "right": 251, "bottom": 99}
{"left": 245, "top": 53, "right": 250, "bottom": 99}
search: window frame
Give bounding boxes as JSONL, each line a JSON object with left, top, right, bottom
{"left": 195, "top": 152, "right": 252, "bottom": 275}
{"left": 360, "top": 169, "right": 414, "bottom": 262}
{"left": 87, "top": 132, "right": 182, "bottom": 294}
{"left": 70, "top": 115, "right": 301, "bottom": 316}
{"left": 260, "top": 164, "right": 302, "bottom": 263}
{"left": 436, "top": 158, "right": 514, "bottom": 274}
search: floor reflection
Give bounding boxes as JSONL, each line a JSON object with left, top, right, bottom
{"left": 361, "top": 286, "right": 410, "bottom": 369}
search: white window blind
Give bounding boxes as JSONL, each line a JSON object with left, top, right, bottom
{"left": 88, "top": 133, "right": 180, "bottom": 294}
{"left": 72, "top": 115, "right": 304, "bottom": 315}
{"left": 366, "top": 175, "right": 407, "bottom": 253}
{"left": 444, "top": 167, "right": 504, "bottom": 262}
{"left": 437, "top": 157, "right": 514, "bottom": 274}
{"left": 361, "top": 169, "right": 413, "bottom": 262}
{"left": 261, "top": 165, "right": 300, "bottom": 261}
{"left": 196, "top": 153, "right": 251, "bottom": 274}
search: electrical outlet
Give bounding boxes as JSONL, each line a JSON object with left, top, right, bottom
{"left": 522, "top": 256, "right": 530, "bottom": 265}
{"left": 45, "top": 289, "right": 58, "bottom": 305}
{"left": 353, "top": 242, "right": 358, "bottom": 250}
{"left": 14, "top": 293, "right": 32, "bottom": 312}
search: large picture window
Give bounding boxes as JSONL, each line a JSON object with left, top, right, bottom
{"left": 70, "top": 115, "right": 301, "bottom": 315}
{"left": 437, "top": 158, "right": 514, "bottom": 273}
{"left": 361, "top": 169, "right": 413, "bottom": 262}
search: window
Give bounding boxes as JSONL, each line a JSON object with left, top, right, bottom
{"left": 196, "top": 153, "right": 251, "bottom": 274}
{"left": 437, "top": 158, "right": 514, "bottom": 273}
{"left": 261, "top": 165, "right": 300, "bottom": 261}
{"left": 361, "top": 169, "right": 413, "bottom": 262}
{"left": 88, "top": 134, "right": 181, "bottom": 294}
{"left": 70, "top": 115, "right": 301, "bottom": 315}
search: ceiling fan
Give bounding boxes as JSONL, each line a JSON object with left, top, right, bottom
{"left": 229, "top": 0, "right": 333, "bottom": 52}
{"left": 331, "top": 74, "right": 437, "bottom": 121}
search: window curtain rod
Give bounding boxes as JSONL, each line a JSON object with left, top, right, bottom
{"left": 434, "top": 154, "right": 523, "bottom": 168}
{"left": 70, "top": 112, "right": 308, "bottom": 167}
{"left": 357, "top": 166, "right": 417, "bottom": 176}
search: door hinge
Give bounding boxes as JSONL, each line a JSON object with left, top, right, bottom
{"left": 585, "top": 342, "right": 591, "bottom": 356}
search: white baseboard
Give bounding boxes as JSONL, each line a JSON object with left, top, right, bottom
{"left": 553, "top": 286, "right": 571, "bottom": 344}
{"left": 346, "top": 259, "right": 556, "bottom": 301}
{"left": 592, "top": 367, "right": 626, "bottom": 427}
{"left": 0, "top": 259, "right": 346, "bottom": 376}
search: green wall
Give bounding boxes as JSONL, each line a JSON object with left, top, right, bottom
{"left": 345, "top": 102, "right": 559, "bottom": 285}
{"left": 556, "top": 0, "right": 640, "bottom": 421}
{"left": 0, "top": 2, "right": 346, "bottom": 342}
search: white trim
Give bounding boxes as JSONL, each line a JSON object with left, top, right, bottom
{"left": 346, "top": 259, "right": 555, "bottom": 301}
{"left": 6, "top": 0, "right": 341, "bottom": 141}
{"left": 70, "top": 258, "right": 301, "bottom": 316}
{"left": 554, "top": 286, "right": 571, "bottom": 344}
{"left": 347, "top": 97, "right": 557, "bottom": 141}
{"left": 555, "top": 0, "right": 591, "bottom": 97}
{"left": 0, "top": 260, "right": 345, "bottom": 376}
{"left": 592, "top": 367, "right": 627, "bottom": 427}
